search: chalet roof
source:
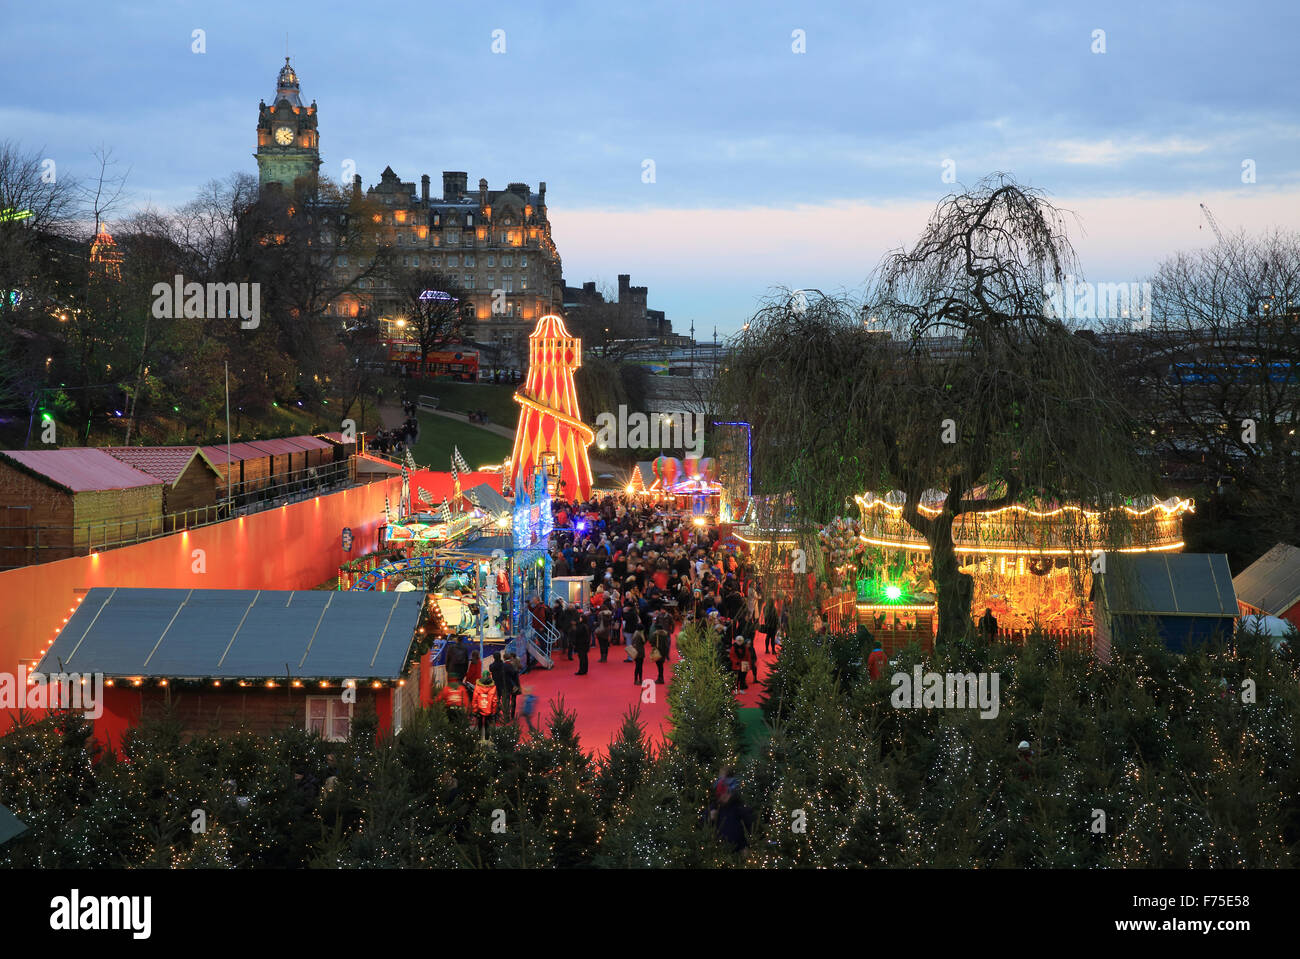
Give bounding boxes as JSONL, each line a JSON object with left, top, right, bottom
{"left": 200, "top": 442, "right": 269, "bottom": 466}
{"left": 1233, "top": 543, "right": 1300, "bottom": 617}
{"left": 315, "top": 431, "right": 355, "bottom": 447}
{"left": 0, "top": 448, "right": 162, "bottom": 493}
{"left": 1098, "top": 553, "right": 1238, "bottom": 618}
{"left": 38, "top": 588, "right": 423, "bottom": 680}
{"left": 102, "top": 446, "right": 221, "bottom": 487}
{"left": 200, "top": 436, "right": 331, "bottom": 464}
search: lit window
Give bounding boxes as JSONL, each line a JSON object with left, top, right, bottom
{"left": 306, "top": 696, "right": 353, "bottom": 742}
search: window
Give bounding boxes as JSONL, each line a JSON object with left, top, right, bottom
{"left": 412, "top": 255, "right": 419, "bottom": 267}
{"left": 485, "top": 274, "right": 494, "bottom": 290}
{"left": 448, "top": 232, "right": 459, "bottom": 245}
{"left": 306, "top": 696, "right": 353, "bottom": 742}
{"left": 520, "top": 254, "right": 527, "bottom": 267}
{"left": 487, "top": 255, "right": 495, "bottom": 267}
{"left": 447, "top": 255, "right": 458, "bottom": 268}
{"left": 504, "top": 277, "right": 514, "bottom": 292}
{"left": 433, "top": 235, "right": 441, "bottom": 247}
{"left": 464, "top": 254, "right": 475, "bottom": 267}
{"left": 337, "top": 255, "right": 348, "bottom": 267}
{"left": 502, "top": 254, "right": 513, "bottom": 267}
{"left": 466, "top": 214, "right": 474, "bottom": 227}
{"left": 520, "top": 276, "right": 527, "bottom": 290}
{"left": 463, "top": 274, "right": 472, "bottom": 288}
{"left": 430, "top": 255, "right": 440, "bottom": 267}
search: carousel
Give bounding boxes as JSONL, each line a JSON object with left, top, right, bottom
{"left": 822, "top": 490, "right": 1193, "bottom": 633}
{"left": 626, "top": 455, "right": 726, "bottom": 518}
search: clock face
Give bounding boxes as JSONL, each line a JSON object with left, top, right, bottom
{"left": 274, "top": 126, "right": 294, "bottom": 146}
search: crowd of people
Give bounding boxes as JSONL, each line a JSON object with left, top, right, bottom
{"left": 521, "top": 494, "right": 792, "bottom": 692}
{"left": 366, "top": 396, "right": 420, "bottom": 456}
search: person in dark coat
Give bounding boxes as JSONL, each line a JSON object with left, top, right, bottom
{"left": 979, "top": 608, "right": 998, "bottom": 643}
{"left": 573, "top": 617, "right": 591, "bottom": 675}
{"left": 630, "top": 628, "right": 646, "bottom": 685}
{"left": 651, "top": 621, "right": 671, "bottom": 684}
{"left": 444, "top": 637, "right": 469, "bottom": 682}
{"left": 499, "top": 653, "right": 522, "bottom": 720}
{"left": 708, "top": 776, "right": 756, "bottom": 856}
{"left": 595, "top": 607, "right": 613, "bottom": 662}
{"left": 762, "top": 597, "right": 779, "bottom": 654}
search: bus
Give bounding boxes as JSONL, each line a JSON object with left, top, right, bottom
{"left": 386, "top": 341, "right": 480, "bottom": 381}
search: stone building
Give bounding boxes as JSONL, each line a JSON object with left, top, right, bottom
{"left": 341, "top": 166, "right": 564, "bottom": 369}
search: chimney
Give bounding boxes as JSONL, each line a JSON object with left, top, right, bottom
{"left": 539, "top": 181, "right": 546, "bottom": 204}
{"left": 421, "top": 174, "right": 430, "bottom": 203}
{"left": 353, "top": 173, "right": 362, "bottom": 198}
{"left": 443, "top": 171, "right": 467, "bottom": 200}
{"left": 479, "top": 177, "right": 488, "bottom": 208}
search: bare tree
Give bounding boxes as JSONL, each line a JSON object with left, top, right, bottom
{"left": 721, "top": 175, "right": 1151, "bottom": 644}
{"left": 1106, "top": 229, "right": 1300, "bottom": 563}
{"left": 383, "top": 265, "right": 472, "bottom": 371}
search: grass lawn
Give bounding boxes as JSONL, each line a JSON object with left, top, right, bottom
{"left": 407, "top": 381, "right": 519, "bottom": 427}
{"left": 738, "top": 707, "right": 771, "bottom": 759}
{"left": 411, "top": 411, "right": 513, "bottom": 470}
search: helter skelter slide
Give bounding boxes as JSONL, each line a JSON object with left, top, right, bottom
{"left": 510, "top": 313, "right": 595, "bottom": 503}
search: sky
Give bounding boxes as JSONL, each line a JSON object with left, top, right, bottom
{"left": 3, "top": 0, "right": 1298, "bottom": 336}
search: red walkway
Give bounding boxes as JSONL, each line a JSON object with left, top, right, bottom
{"left": 513, "top": 631, "right": 780, "bottom": 758}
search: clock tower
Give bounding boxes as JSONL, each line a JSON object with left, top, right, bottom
{"left": 255, "top": 57, "right": 321, "bottom": 192}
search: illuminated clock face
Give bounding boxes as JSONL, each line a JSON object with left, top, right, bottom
{"left": 274, "top": 126, "right": 294, "bottom": 145}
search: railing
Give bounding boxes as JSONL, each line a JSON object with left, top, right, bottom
{"left": 994, "top": 627, "right": 1094, "bottom": 654}
{"left": 0, "top": 456, "right": 365, "bottom": 569}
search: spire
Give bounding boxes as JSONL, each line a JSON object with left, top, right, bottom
{"left": 275, "top": 57, "right": 302, "bottom": 107}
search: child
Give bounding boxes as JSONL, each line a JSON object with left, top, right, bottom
{"left": 435, "top": 676, "right": 470, "bottom": 718}
{"left": 471, "top": 672, "right": 499, "bottom": 740}
{"left": 518, "top": 687, "right": 540, "bottom": 735}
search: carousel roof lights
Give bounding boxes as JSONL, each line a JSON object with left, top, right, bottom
{"left": 857, "top": 535, "right": 1186, "bottom": 556}
{"left": 854, "top": 492, "right": 1193, "bottom": 519}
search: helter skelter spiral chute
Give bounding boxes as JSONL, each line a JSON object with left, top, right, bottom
{"left": 510, "top": 313, "right": 595, "bottom": 502}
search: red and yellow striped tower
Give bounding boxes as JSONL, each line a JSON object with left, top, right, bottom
{"left": 511, "top": 313, "right": 595, "bottom": 502}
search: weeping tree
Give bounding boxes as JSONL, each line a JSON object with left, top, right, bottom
{"left": 720, "top": 175, "right": 1152, "bottom": 645}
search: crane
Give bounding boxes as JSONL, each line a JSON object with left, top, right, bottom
{"left": 1199, "top": 203, "right": 1224, "bottom": 244}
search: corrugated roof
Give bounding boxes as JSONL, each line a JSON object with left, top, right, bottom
{"left": 200, "top": 436, "right": 333, "bottom": 464}
{"left": 103, "top": 446, "right": 220, "bottom": 486}
{"left": 200, "top": 442, "right": 268, "bottom": 465}
{"left": 244, "top": 438, "right": 304, "bottom": 456}
{"left": 1233, "top": 543, "right": 1300, "bottom": 616}
{"left": 280, "top": 436, "right": 332, "bottom": 452}
{"left": 38, "top": 587, "right": 423, "bottom": 680}
{"left": 0, "top": 449, "right": 163, "bottom": 493}
{"left": 1101, "top": 553, "right": 1238, "bottom": 617}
